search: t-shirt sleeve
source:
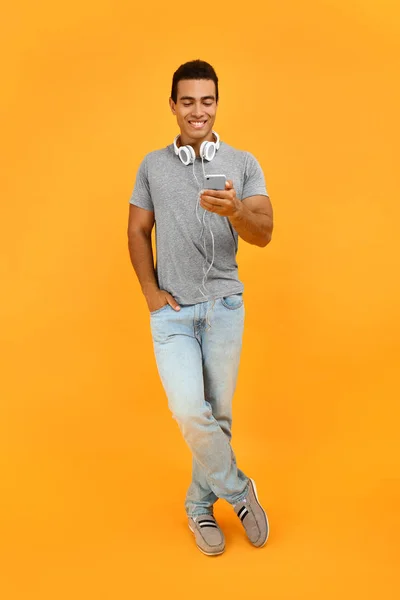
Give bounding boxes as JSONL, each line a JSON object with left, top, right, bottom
{"left": 241, "top": 152, "right": 269, "bottom": 200}
{"left": 129, "top": 155, "right": 154, "bottom": 211}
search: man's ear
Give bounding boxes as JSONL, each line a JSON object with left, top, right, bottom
{"left": 169, "top": 97, "right": 176, "bottom": 115}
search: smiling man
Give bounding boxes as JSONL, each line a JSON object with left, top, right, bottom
{"left": 127, "top": 59, "right": 273, "bottom": 556}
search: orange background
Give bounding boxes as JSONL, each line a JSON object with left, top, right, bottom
{"left": 1, "top": 1, "right": 399, "bottom": 598}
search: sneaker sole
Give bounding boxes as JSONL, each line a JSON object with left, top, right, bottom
{"left": 188, "top": 524, "right": 225, "bottom": 556}
{"left": 249, "top": 478, "right": 270, "bottom": 547}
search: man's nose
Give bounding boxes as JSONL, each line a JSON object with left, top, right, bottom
{"left": 191, "top": 104, "right": 205, "bottom": 117}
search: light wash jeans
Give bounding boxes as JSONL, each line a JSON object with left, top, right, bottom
{"left": 150, "top": 292, "right": 250, "bottom": 517}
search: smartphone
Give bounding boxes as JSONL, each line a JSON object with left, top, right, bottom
{"left": 204, "top": 174, "right": 227, "bottom": 190}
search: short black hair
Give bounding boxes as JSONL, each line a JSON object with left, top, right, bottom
{"left": 171, "top": 59, "right": 219, "bottom": 104}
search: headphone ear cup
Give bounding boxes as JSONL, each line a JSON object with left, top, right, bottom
{"left": 178, "top": 145, "right": 196, "bottom": 165}
{"left": 200, "top": 141, "right": 216, "bottom": 162}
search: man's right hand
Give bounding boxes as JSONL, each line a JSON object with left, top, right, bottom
{"left": 145, "top": 288, "right": 181, "bottom": 313}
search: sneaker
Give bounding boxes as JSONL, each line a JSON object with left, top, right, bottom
{"left": 188, "top": 514, "right": 225, "bottom": 556}
{"left": 233, "top": 478, "right": 269, "bottom": 547}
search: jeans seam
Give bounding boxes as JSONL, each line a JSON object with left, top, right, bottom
{"left": 230, "top": 480, "right": 250, "bottom": 505}
{"left": 220, "top": 296, "right": 244, "bottom": 310}
{"left": 221, "top": 302, "right": 244, "bottom": 311}
{"left": 150, "top": 304, "right": 169, "bottom": 315}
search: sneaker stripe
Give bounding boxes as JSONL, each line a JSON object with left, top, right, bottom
{"left": 238, "top": 508, "right": 249, "bottom": 522}
{"left": 237, "top": 506, "right": 247, "bottom": 519}
{"left": 198, "top": 519, "right": 216, "bottom": 525}
{"left": 199, "top": 523, "right": 218, "bottom": 529}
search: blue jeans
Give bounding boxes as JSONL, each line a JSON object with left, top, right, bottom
{"left": 150, "top": 293, "right": 250, "bottom": 517}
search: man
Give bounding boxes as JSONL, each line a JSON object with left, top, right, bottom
{"left": 127, "top": 59, "right": 273, "bottom": 556}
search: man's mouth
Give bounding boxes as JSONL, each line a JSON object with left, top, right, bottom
{"left": 189, "top": 121, "right": 207, "bottom": 129}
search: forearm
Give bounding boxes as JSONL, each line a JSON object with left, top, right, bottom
{"left": 128, "top": 231, "right": 159, "bottom": 295}
{"left": 228, "top": 203, "right": 273, "bottom": 247}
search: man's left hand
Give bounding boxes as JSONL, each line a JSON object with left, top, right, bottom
{"left": 199, "top": 180, "right": 242, "bottom": 217}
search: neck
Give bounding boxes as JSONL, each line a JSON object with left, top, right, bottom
{"left": 177, "top": 131, "right": 216, "bottom": 157}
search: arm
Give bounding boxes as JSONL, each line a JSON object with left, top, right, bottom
{"left": 199, "top": 182, "right": 274, "bottom": 248}
{"left": 228, "top": 194, "right": 273, "bottom": 247}
{"left": 127, "top": 204, "right": 158, "bottom": 295}
{"left": 127, "top": 205, "right": 180, "bottom": 311}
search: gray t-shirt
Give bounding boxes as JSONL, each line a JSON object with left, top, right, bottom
{"left": 129, "top": 139, "right": 268, "bottom": 305}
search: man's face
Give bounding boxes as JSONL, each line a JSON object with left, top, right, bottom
{"left": 169, "top": 79, "right": 218, "bottom": 143}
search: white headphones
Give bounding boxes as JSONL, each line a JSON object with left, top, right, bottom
{"left": 173, "top": 130, "right": 220, "bottom": 166}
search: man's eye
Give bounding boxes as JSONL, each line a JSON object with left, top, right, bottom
{"left": 182, "top": 102, "right": 213, "bottom": 107}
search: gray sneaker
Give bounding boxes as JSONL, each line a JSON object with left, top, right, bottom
{"left": 188, "top": 515, "right": 225, "bottom": 556}
{"left": 233, "top": 478, "right": 269, "bottom": 547}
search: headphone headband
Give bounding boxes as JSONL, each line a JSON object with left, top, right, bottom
{"left": 173, "top": 131, "right": 220, "bottom": 165}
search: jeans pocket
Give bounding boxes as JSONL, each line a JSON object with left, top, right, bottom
{"left": 220, "top": 293, "right": 244, "bottom": 310}
{"left": 150, "top": 303, "right": 170, "bottom": 316}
